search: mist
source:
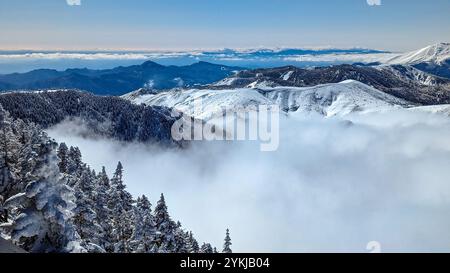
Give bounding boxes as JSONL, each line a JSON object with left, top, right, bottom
{"left": 47, "top": 109, "right": 450, "bottom": 253}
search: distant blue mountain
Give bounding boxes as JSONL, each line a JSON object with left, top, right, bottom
{"left": 0, "top": 47, "right": 391, "bottom": 73}
{"left": 202, "top": 48, "right": 387, "bottom": 57}
{"left": 0, "top": 61, "right": 243, "bottom": 96}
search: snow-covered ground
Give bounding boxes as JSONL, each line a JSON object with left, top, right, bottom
{"left": 125, "top": 80, "right": 412, "bottom": 119}
{"left": 263, "top": 80, "right": 410, "bottom": 117}
{"left": 130, "top": 88, "right": 273, "bottom": 120}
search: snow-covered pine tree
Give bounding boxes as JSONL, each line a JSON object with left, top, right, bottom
{"left": 132, "top": 195, "right": 157, "bottom": 253}
{"left": 93, "top": 166, "right": 113, "bottom": 251}
{"left": 223, "top": 229, "right": 232, "bottom": 253}
{"left": 57, "top": 143, "right": 69, "bottom": 173}
{"left": 200, "top": 243, "right": 214, "bottom": 253}
{"left": 3, "top": 140, "right": 83, "bottom": 253}
{"left": 153, "top": 193, "right": 177, "bottom": 253}
{"left": 185, "top": 231, "right": 200, "bottom": 253}
{"left": 173, "top": 221, "right": 188, "bottom": 253}
{"left": 73, "top": 168, "right": 103, "bottom": 251}
{"left": 108, "top": 162, "right": 134, "bottom": 253}
{"left": 0, "top": 194, "right": 6, "bottom": 223}
{"left": 0, "top": 107, "right": 20, "bottom": 196}
{"left": 67, "top": 146, "right": 82, "bottom": 177}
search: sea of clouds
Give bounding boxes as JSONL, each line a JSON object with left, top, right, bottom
{"left": 0, "top": 48, "right": 395, "bottom": 74}
{"left": 47, "top": 109, "right": 450, "bottom": 252}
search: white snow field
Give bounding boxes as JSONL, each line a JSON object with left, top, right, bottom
{"left": 125, "top": 80, "right": 411, "bottom": 118}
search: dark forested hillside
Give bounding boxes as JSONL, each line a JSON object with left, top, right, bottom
{"left": 0, "top": 90, "right": 178, "bottom": 144}
{"left": 0, "top": 61, "right": 243, "bottom": 95}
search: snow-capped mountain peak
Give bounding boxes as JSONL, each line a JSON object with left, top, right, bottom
{"left": 387, "top": 43, "right": 450, "bottom": 65}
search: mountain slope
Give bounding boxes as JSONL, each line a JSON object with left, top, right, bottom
{"left": 125, "top": 80, "right": 411, "bottom": 118}
{"left": 128, "top": 87, "right": 273, "bottom": 120}
{"left": 384, "top": 43, "right": 450, "bottom": 79}
{"left": 387, "top": 43, "right": 450, "bottom": 65}
{"left": 0, "top": 90, "right": 178, "bottom": 144}
{"left": 0, "top": 61, "right": 243, "bottom": 96}
{"left": 263, "top": 80, "right": 410, "bottom": 117}
{"left": 210, "top": 64, "right": 450, "bottom": 105}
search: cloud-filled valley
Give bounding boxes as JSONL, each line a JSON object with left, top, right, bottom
{"left": 47, "top": 108, "right": 450, "bottom": 252}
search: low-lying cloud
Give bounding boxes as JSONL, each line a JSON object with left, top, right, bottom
{"left": 367, "top": 0, "right": 382, "bottom": 6}
{"left": 66, "top": 0, "right": 81, "bottom": 6}
{"left": 47, "top": 109, "right": 450, "bottom": 252}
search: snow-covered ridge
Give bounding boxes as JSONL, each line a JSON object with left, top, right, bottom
{"left": 387, "top": 43, "right": 450, "bottom": 65}
{"left": 262, "top": 80, "right": 410, "bottom": 117}
{"left": 125, "top": 80, "right": 412, "bottom": 118}
{"left": 378, "top": 65, "right": 448, "bottom": 86}
{"left": 130, "top": 87, "right": 273, "bottom": 120}
{"left": 0, "top": 88, "right": 79, "bottom": 95}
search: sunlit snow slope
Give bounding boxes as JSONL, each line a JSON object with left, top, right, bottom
{"left": 387, "top": 43, "right": 450, "bottom": 65}
{"left": 125, "top": 80, "right": 411, "bottom": 118}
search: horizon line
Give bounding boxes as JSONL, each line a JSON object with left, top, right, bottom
{"left": 0, "top": 45, "right": 397, "bottom": 53}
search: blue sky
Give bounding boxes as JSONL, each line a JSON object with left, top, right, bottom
{"left": 0, "top": 0, "right": 449, "bottom": 51}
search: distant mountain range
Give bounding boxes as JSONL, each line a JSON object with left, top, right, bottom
{"left": 0, "top": 61, "right": 243, "bottom": 95}
{"left": 1, "top": 43, "right": 449, "bottom": 103}
{"left": 0, "top": 47, "right": 391, "bottom": 74}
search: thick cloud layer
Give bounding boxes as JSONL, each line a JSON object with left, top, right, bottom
{"left": 47, "top": 109, "right": 450, "bottom": 252}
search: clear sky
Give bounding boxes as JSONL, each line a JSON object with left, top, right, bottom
{"left": 0, "top": 0, "right": 449, "bottom": 51}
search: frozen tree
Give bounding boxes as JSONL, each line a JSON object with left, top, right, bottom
{"left": 186, "top": 231, "right": 200, "bottom": 253}
{"left": 200, "top": 243, "right": 214, "bottom": 253}
{"left": 57, "top": 143, "right": 68, "bottom": 173}
{"left": 172, "top": 221, "right": 188, "bottom": 253}
{"left": 73, "top": 169, "right": 103, "bottom": 251}
{"left": 67, "top": 147, "right": 82, "bottom": 176}
{"left": 153, "top": 193, "right": 177, "bottom": 252}
{"left": 3, "top": 147, "right": 83, "bottom": 253}
{"left": 108, "top": 162, "right": 134, "bottom": 253}
{"left": 0, "top": 194, "right": 7, "bottom": 223}
{"left": 93, "top": 166, "right": 113, "bottom": 251}
{"left": 0, "top": 107, "right": 19, "bottom": 196}
{"left": 223, "top": 229, "right": 232, "bottom": 253}
{"left": 132, "top": 195, "right": 157, "bottom": 253}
